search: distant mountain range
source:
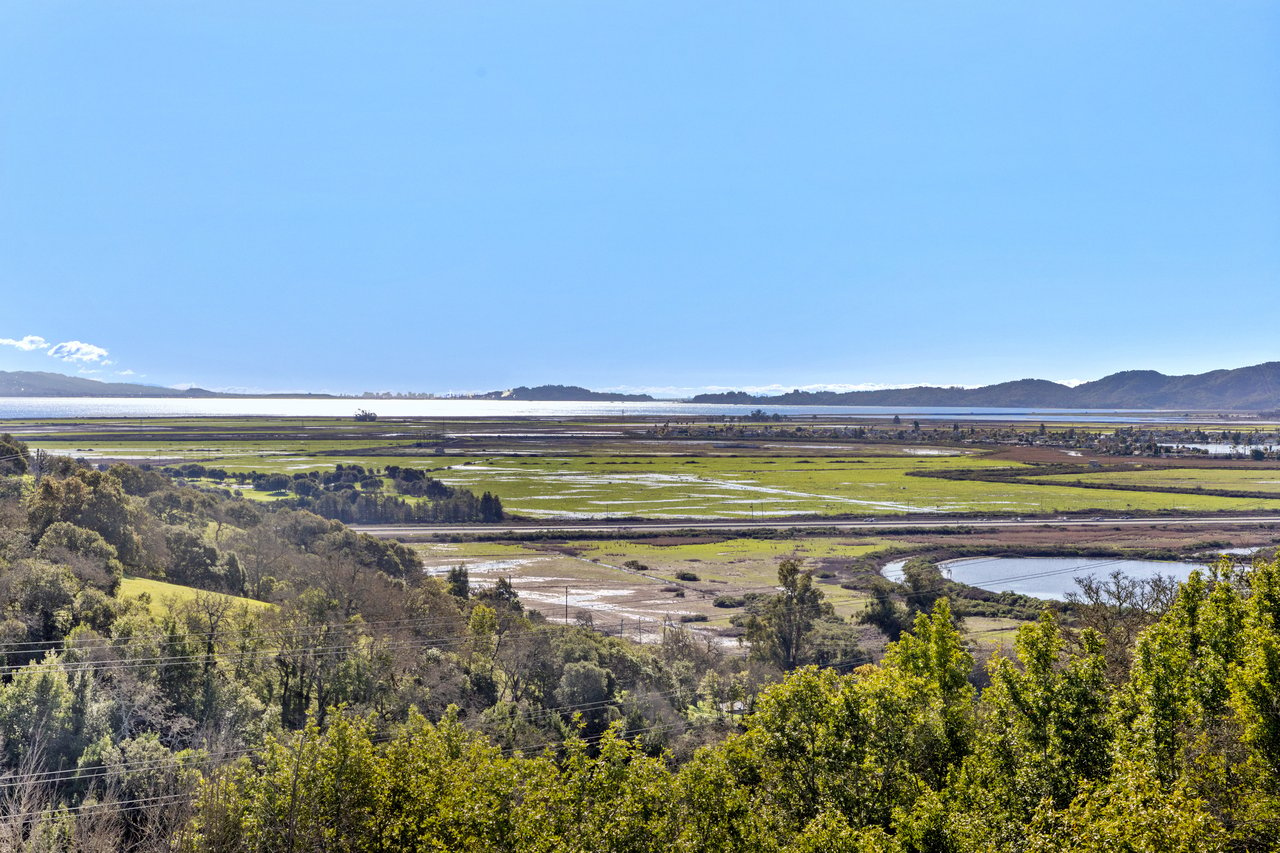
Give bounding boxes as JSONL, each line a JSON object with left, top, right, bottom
{"left": 4, "top": 362, "right": 1280, "bottom": 409}
{"left": 0, "top": 371, "right": 334, "bottom": 399}
{"left": 0, "top": 371, "right": 223, "bottom": 398}
{"left": 690, "top": 362, "right": 1280, "bottom": 410}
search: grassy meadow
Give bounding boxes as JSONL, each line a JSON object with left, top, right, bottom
{"left": 11, "top": 415, "right": 1280, "bottom": 519}
{"left": 1028, "top": 466, "right": 1280, "bottom": 494}
{"left": 119, "top": 575, "right": 274, "bottom": 616}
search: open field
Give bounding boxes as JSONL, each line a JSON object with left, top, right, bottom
{"left": 119, "top": 575, "right": 274, "bottom": 616}
{"left": 174, "top": 453, "right": 1280, "bottom": 516}
{"left": 12, "top": 415, "right": 1280, "bottom": 520}
{"left": 420, "top": 455, "right": 1277, "bottom": 517}
{"left": 415, "top": 535, "right": 911, "bottom": 645}
{"left": 1028, "top": 467, "right": 1280, "bottom": 494}
{"left": 18, "top": 417, "right": 1278, "bottom": 518}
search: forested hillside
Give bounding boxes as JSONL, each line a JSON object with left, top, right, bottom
{"left": 0, "top": 432, "right": 1277, "bottom": 851}
{"left": 0, "top": 371, "right": 220, "bottom": 398}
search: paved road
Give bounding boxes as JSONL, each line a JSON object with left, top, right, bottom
{"left": 352, "top": 514, "right": 1280, "bottom": 538}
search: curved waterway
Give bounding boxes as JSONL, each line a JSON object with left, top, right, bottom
{"left": 882, "top": 556, "right": 1197, "bottom": 601}
{"left": 0, "top": 396, "right": 1239, "bottom": 423}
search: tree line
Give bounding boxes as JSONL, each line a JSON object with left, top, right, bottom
{"left": 162, "top": 462, "right": 505, "bottom": 525}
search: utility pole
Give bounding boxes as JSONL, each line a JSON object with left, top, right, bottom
{"left": 564, "top": 586, "right": 569, "bottom": 625}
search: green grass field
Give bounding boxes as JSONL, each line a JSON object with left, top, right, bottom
{"left": 418, "top": 455, "right": 1275, "bottom": 518}
{"left": 119, "top": 576, "right": 274, "bottom": 616}
{"left": 1028, "top": 467, "right": 1280, "bottom": 494}
{"left": 16, "top": 416, "right": 1280, "bottom": 519}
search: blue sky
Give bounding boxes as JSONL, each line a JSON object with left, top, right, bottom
{"left": 2, "top": 2, "right": 1278, "bottom": 396}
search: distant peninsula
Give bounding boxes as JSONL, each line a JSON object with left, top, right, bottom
{"left": 0, "top": 371, "right": 224, "bottom": 398}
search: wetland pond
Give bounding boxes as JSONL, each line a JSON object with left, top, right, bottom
{"left": 1158, "top": 442, "right": 1275, "bottom": 455}
{"left": 883, "top": 556, "right": 1197, "bottom": 601}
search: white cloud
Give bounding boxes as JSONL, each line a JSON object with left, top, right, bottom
{"left": 116, "top": 369, "right": 136, "bottom": 376}
{"left": 0, "top": 335, "right": 50, "bottom": 351}
{"left": 48, "top": 340, "right": 110, "bottom": 363}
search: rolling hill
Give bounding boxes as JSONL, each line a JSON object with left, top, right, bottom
{"left": 0, "top": 371, "right": 221, "bottom": 397}
{"left": 689, "top": 362, "right": 1280, "bottom": 410}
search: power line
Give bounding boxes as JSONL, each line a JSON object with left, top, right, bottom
{"left": 0, "top": 685, "right": 698, "bottom": 792}
{"left": 1, "top": 714, "right": 710, "bottom": 822}
{"left": 0, "top": 553, "right": 1208, "bottom": 680}
{"left": 2, "top": 649, "right": 883, "bottom": 807}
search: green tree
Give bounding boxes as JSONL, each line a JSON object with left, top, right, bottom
{"left": 901, "top": 558, "right": 947, "bottom": 617}
{"left": 36, "top": 521, "right": 125, "bottom": 593}
{"left": 882, "top": 599, "right": 974, "bottom": 773}
{"left": 1026, "top": 757, "right": 1227, "bottom": 853}
{"left": 0, "top": 432, "right": 30, "bottom": 475}
{"left": 0, "top": 651, "right": 78, "bottom": 767}
{"left": 192, "top": 713, "right": 382, "bottom": 851}
{"left": 9, "top": 560, "right": 80, "bottom": 644}
{"left": 479, "top": 491, "right": 504, "bottom": 522}
{"left": 1113, "top": 566, "right": 1244, "bottom": 788}
{"left": 859, "top": 580, "right": 909, "bottom": 641}
{"left": 948, "top": 611, "right": 1112, "bottom": 849}
{"left": 446, "top": 564, "right": 470, "bottom": 599}
{"left": 745, "top": 559, "right": 835, "bottom": 670}
{"left": 555, "top": 660, "right": 617, "bottom": 732}
{"left": 720, "top": 660, "right": 955, "bottom": 841}
{"left": 26, "top": 468, "right": 142, "bottom": 565}
{"left": 164, "top": 526, "right": 221, "bottom": 588}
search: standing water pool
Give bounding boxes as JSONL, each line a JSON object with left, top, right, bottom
{"left": 882, "top": 556, "right": 1196, "bottom": 601}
